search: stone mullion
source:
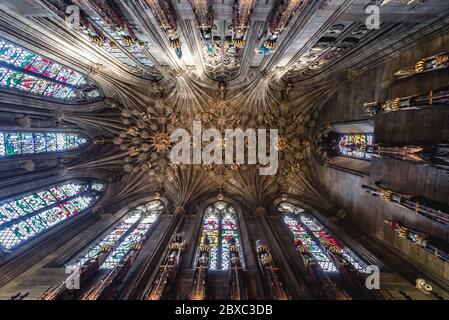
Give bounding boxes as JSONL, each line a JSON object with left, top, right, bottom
{"left": 49, "top": 207, "right": 129, "bottom": 268}
{"left": 233, "top": 20, "right": 265, "bottom": 84}
{"left": 121, "top": 211, "right": 184, "bottom": 299}
{"left": 262, "top": 0, "right": 350, "bottom": 74}
{"left": 0, "top": 188, "right": 93, "bottom": 234}
{"left": 178, "top": 19, "right": 206, "bottom": 75}
{"left": 266, "top": 212, "right": 325, "bottom": 299}
{"left": 124, "top": 0, "right": 184, "bottom": 72}
{"left": 251, "top": 207, "right": 312, "bottom": 299}
{"left": 0, "top": 209, "right": 100, "bottom": 288}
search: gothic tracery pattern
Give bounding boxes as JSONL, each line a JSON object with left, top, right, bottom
{"left": 279, "top": 202, "right": 368, "bottom": 273}
{"left": 0, "top": 37, "right": 101, "bottom": 102}
{"left": 191, "top": 0, "right": 243, "bottom": 81}
{"left": 40, "top": 0, "right": 158, "bottom": 77}
{"left": 145, "top": 0, "right": 183, "bottom": 59}
{"left": 287, "top": 23, "right": 370, "bottom": 78}
{"left": 68, "top": 200, "right": 163, "bottom": 270}
{"left": 0, "top": 180, "right": 105, "bottom": 251}
{"left": 0, "top": 132, "right": 88, "bottom": 157}
{"left": 198, "top": 201, "right": 242, "bottom": 271}
{"left": 336, "top": 133, "right": 375, "bottom": 160}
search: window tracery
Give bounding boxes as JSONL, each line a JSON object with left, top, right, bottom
{"left": 0, "top": 37, "right": 101, "bottom": 102}
{"left": 198, "top": 201, "right": 243, "bottom": 271}
{"left": 0, "top": 180, "right": 105, "bottom": 251}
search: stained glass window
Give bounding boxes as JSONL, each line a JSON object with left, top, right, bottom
{"left": 283, "top": 215, "right": 338, "bottom": 273}
{"left": 68, "top": 200, "right": 163, "bottom": 270}
{"left": 337, "top": 133, "right": 374, "bottom": 160}
{"left": 0, "top": 180, "right": 105, "bottom": 252}
{"left": 0, "top": 37, "right": 101, "bottom": 102}
{"left": 279, "top": 202, "right": 368, "bottom": 273}
{"left": 91, "top": 17, "right": 155, "bottom": 69}
{"left": 0, "top": 132, "right": 88, "bottom": 157}
{"left": 198, "top": 202, "right": 243, "bottom": 271}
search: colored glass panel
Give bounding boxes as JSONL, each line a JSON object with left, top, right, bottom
{"left": 0, "top": 132, "right": 88, "bottom": 157}
{"left": 13, "top": 50, "right": 37, "bottom": 69}
{"left": 0, "top": 180, "right": 105, "bottom": 251}
{"left": 0, "top": 37, "right": 101, "bottom": 101}
{"left": 101, "top": 213, "right": 158, "bottom": 270}
{"left": 280, "top": 203, "right": 368, "bottom": 273}
{"left": 68, "top": 201, "right": 162, "bottom": 270}
{"left": 338, "top": 134, "right": 374, "bottom": 160}
{"left": 70, "top": 212, "right": 141, "bottom": 267}
{"left": 0, "top": 204, "right": 20, "bottom": 223}
{"left": 199, "top": 202, "right": 242, "bottom": 271}
{"left": 28, "top": 56, "right": 52, "bottom": 74}
{"left": 283, "top": 215, "right": 337, "bottom": 273}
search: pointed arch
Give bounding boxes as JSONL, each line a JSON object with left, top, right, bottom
{"left": 0, "top": 180, "right": 106, "bottom": 252}
{"left": 0, "top": 131, "right": 89, "bottom": 157}
{"left": 67, "top": 200, "right": 164, "bottom": 270}
{"left": 334, "top": 133, "right": 374, "bottom": 160}
{"left": 197, "top": 201, "right": 244, "bottom": 271}
{"left": 313, "top": 120, "right": 375, "bottom": 175}
{"left": 0, "top": 37, "right": 102, "bottom": 103}
{"left": 278, "top": 202, "right": 368, "bottom": 273}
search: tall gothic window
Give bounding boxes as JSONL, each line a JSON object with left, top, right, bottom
{"left": 0, "top": 180, "right": 105, "bottom": 251}
{"left": 198, "top": 201, "right": 243, "bottom": 271}
{"left": 278, "top": 202, "right": 368, "bottom": 273}
{"left": 336, "top": 133, "right": 374, "bottom": 160}
{"left": 0, "top": 37, "right": 101, "bottom": 102}
{"left": 0, "top": 131, "right": 89, "bottom": 157}
{"left": 68, "top": 200, "right": 163, "bottom": 270}
{"left": 90, "top": 17, "right": 155, "bottom": 70}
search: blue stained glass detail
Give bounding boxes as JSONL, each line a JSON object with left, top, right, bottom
{"left": 338, "top": 134, "right": 374, "bottom": 160}
{"left": 0, "top": 37, "right": 102, "bottom": 101}
{"left": 198, "top": 202, "right": 243, "bottom": 271}
{"left": 0, "top": 180, "right": 105, "bottom": 251}
{"left": 0, "top": 131, "right": 88, "bottom": 157}
{"left": 68, "top": 200, "right": 163, "bottom": 270}
{"left": 279, "top": 202, "right": 368, "bottom": 273}
{"left": 0, "top": 133, "right": 4, "bottom": 156}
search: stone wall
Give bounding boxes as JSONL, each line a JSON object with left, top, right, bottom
{"left": 315, "top": 25, "right": 449, "bottom": 288}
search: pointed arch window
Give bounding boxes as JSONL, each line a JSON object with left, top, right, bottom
{"left": 198, "top": 201, "right": 243, "bottom": 271}
{"left": 0, "top": 37, "right": 102, "bottom": 102}
{"left": 0, "top": 180, "right": 105, "bottom": 252}
{"left": 68, "top": 200, "right": 163, "bottom": 270}
{"left": 0, "top": 131, "right": 89, "bottom": 157}
{"left": 336, "top": 133, "right": 374, "bottom": 160}
{"left": 278, "top": 202, "right": 368, "bottom": 273}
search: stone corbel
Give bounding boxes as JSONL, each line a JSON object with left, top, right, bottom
{"left": 52, "top": 107, "right": 65, "bottom": 126}
{"left": 18, "top": 160, "right": 36, "bottom": 172}
{"left": 15, "top": 115, "right": 32, "bottom": 128}
{"left": 173, "top": 206, "right": 185, "bottom": 215}
{"left": 56, "top": 161, "right": 69, "bottom": 176}
{"left": 329, "top": 208, "right": 350, "bottom": 223}
{"left": 104, "top": 97, "right": 121, "bottom": 109}
{"left": 88, "top": 63, "right": 105, "bottom": 76}
{"left": 255, "top": 206, "right": 267, "bottom": 217}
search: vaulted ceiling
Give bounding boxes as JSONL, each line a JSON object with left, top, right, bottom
{"left": 1, "top": 0, "right": 449, "bottom": 212}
